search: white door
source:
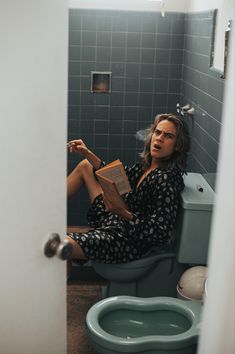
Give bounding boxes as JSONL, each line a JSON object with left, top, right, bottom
{"left": 0, "top": 1, "right": 68, "bottom": 353}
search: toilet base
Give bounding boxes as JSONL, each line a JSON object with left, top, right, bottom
{"left": 99, "top": 257, "right": 188, "bottom": 298}
{"left": 101, "top": 281, "right": 137, "bottom": 298}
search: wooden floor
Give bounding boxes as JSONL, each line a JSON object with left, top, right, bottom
{"left": 67, "top": 280, "right": 104, "bottom": 354}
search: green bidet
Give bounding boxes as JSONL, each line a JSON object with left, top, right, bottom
{"left": 86, "top": 296, "right": 201, "bottom": 354}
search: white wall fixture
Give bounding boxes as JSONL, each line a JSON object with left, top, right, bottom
{"left": 221, "top": 20, "right": 232, "bottom": 79}
{"left": 146, "top": 0, "right": 165, "bottom": 16}
{"left": 188, "top": 0, "right": 233, "bottom": 72}
{"left": 176, "top": 103, "right": 195, "bottom": 117}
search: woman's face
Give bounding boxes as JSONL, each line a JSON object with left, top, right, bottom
{"left": 150, "top": 119, "right": 177, "bottom": 164}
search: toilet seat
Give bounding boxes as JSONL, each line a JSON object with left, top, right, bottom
{"left": 86, "top": 296, "right": 201, "bottom": 353}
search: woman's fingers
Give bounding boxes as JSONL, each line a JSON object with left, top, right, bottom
{"left": 67, "top": 139, "right": 88, "bottom": 154}
{"left": 67, "top": 139, "right": 83, "bottom": 148}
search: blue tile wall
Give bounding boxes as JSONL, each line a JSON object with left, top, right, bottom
{"left": 67, "top": 9, "right": 224, "bottom": 225}
{"left": 68, "top": 9, "right": 185, "bottom": 224}
{"left": 181, "top": 10, "right": 225, "bottom": 177}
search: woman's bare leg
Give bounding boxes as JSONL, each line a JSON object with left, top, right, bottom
{"left": 67, "top": 161, "right": 102, "bottom": 261}
{"left": 67, "top": 159, "right": 102, "bottom": 202}
{"left": 66, "top": 227, "right": 91, "bottom": 276}
{"left": 67, "top": 226, "right": 94, "bottom": 233}
{"left": 66, "top": 236, "right": 87, "bottom": 260}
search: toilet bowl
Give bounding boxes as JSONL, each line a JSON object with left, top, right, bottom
{"left": 86, "top": 295, "right": 201, "bottom": 354}
{"left": 92, "top": 248, "right": 186, "bottom": 297}
{"left": 93, "top": 248, "right": 174, "bottom": 283}
{"left": 92, "top": 173, "right": 215, "bottom": 298}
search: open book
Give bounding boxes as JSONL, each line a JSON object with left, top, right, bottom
{"left": 95, "top": 160, "right": 131, "bottom": 208}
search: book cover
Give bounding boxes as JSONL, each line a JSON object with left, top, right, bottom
{"left": 95, "top": 159, "right": 131, "bottom": 195}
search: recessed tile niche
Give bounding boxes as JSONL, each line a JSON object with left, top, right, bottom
{"left": 91, "top": 71, "right": 112, "bottom": 93}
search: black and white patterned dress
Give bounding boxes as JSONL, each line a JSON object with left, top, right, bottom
{"left": 67, "top": 163, "right": 184, "bottom": 263}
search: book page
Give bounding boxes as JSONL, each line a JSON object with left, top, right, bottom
{"left": 96, "top": 175, "right": 127, "bottom": 209}
{"left": 96, "top": 160, "right": 131, "bottom": 195}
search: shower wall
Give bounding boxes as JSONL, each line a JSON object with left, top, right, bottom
{"left": 67, "top": 8, "right": 224, "bottom": 225}
{"left": 67, "top": 9, "right": 185, "bottom": 224}
{"left": 181, "top": 10, "right": 225, "bottom": 184}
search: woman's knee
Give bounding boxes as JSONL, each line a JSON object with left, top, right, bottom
{"left": 65, "top": 235, "right": 87, "bottom": 260}
{"left": 76, "top": 158, "right": 93, "bottom": 176}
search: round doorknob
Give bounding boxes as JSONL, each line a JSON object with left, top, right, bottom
{"left": 44, "top": 233, "right": 73, "bottom": 260}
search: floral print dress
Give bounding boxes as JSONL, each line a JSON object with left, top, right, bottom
{"left": 67, "top": 163, "right": 184, "bottom": 263}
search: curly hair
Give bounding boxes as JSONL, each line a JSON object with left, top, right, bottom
{"left": 140, "top": 113, "right": 191, "bottom": 173}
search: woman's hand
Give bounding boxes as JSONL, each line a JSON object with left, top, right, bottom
{"left": 67, "top": 139, "right": 102, "bottom": 170}
{"left": 102, "top": 193, "right": 132, "bottom": 221}
{"left": 67, "top": 139, "right": 89, "bottom": 157}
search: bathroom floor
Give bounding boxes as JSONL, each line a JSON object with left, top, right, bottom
{"left": 67, "top": 278, "right": 105, "bottom": 354}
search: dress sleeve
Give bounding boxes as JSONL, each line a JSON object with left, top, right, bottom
{"left": 124, "top": 171, "right": 182, "bottom": 248}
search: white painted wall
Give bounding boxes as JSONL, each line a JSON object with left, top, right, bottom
{"left": 68, "top": 0, "right": 189, "bottom": 13}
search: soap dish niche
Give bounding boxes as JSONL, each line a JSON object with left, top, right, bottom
{"left": 91, "top": 71, "right": 112, "bottom": 93}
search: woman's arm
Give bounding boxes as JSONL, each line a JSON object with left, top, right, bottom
{"left": 102, "top": 164, "right": 143, "bottom": 220}
{"left": 67, "top": 139, "right": 102, "bottom": 170}
{"left": 102, "top": 193, "right": 132, "bottom": 221}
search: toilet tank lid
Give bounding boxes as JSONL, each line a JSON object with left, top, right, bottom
{"left": 181, "top": 173, "right": 215, "bottom": 211}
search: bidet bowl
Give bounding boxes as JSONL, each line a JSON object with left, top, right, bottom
{"left": 86, "top": 296, "right": 201, "bottom": 354}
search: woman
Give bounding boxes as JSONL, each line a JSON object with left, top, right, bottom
{"left": 66, "top": 113, "right": 190, "bottom": 263}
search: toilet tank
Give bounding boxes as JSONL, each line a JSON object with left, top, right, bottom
{"left": 175, "top": 173, "right": 215, "bottom": 265}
